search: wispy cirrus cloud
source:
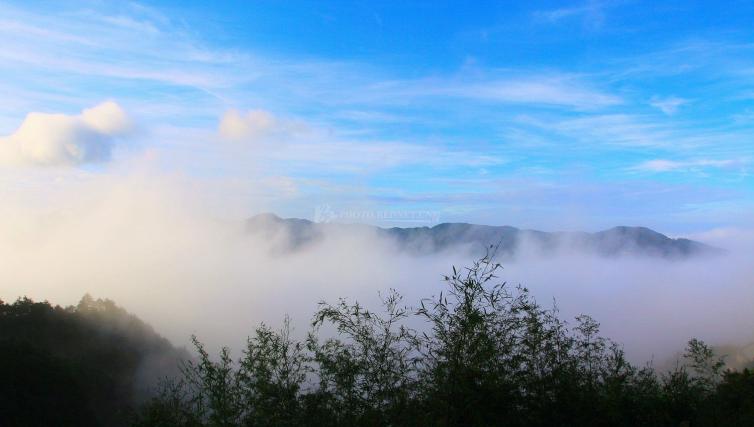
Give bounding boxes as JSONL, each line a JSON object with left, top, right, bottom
{"left": 516, "top": 113, "right": 676, "bottom": 148}
{"left": 515, "top": 111, "right": 754, "bottom": 159}
{"left": 212, "top": 109, "right": 507, "bottom": 175}
{"left": 650, "top": 96, "right": 689, "bottom": 115}
{"left": 532, "top": 0, "right": 609, "bottom": 28}
{"left": 353, "top": 74, "right": 621, "bottom": 111}
{"left": 2, "top": 1, "right": 754, "bottom": 232}
{"left": 633, "top": 158, "right": 750, "bottom": 173}
{"left": 444, "top": 76, "right": 621, "bottom": 110}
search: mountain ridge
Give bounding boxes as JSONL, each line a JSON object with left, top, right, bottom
{"left": 245, "top": 213, "right": 723, "bottom": 259}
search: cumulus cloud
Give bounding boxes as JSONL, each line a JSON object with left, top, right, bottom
{"left": 0, "top": 101, "right": 132, "bottom": 167}
{"left": 218, "top": 109, "right": 278, "bottom": 141}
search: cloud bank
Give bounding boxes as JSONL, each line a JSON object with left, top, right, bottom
{"left": 0, "top": 101, "right": 132, "bottom": 167}
{"left": 0, "top": 171, "right": 752, "bottom": 365}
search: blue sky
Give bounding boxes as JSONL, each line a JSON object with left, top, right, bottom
{"left": 1, "top": 0, "right": 753, "bottom": 233}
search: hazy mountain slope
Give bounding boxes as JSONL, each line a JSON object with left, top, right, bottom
{"left": 246, "top": 213, "right": 722, "bottom": 259}
{"left": 0, "top": 296, "right": 188, "bottom": 426}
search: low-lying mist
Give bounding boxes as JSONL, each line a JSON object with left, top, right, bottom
{"left": 1, "top": 172, "right": 752, "bottom": 366}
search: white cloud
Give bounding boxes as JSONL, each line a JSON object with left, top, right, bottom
{"left": 634, "top": 158, "right": 747, "bottom": 172}
{"left": 213, "top": 108, "right": 508, "bottom": 175}
{"left": 81, "top": 101, "right": 133, "bottom": 134}
{"left": 521, "top": 113, "right": 674, "bottom": 148}
{"left": 650, "top": 96, "right": 688, "bottom": 115}
{"left": 218, "top": 109, "right": 279, "bottom": 141}
{"left": 533, "top": 1, "right": 607, "bottom": 28}
{"left": 452, "top": 77, "right": 621, "bottom": 109}
{"left": 375, "top": 75, "right": 621, "bottom": 110}
{"left": 637, "top": 159, "right": 684, "bottom": 172}
{"left": 0, "top": 101, "right": 132, "bottom": 167}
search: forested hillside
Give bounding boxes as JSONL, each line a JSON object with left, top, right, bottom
{"left": 2, "top": 258, "right": 753, "bottom": 426}
{"left": 0, "top": 296, "right": 187, "bottom": 426}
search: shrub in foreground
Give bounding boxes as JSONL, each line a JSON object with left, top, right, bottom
{"left": 135, "top": 255, "right": 754, "bottom": 426}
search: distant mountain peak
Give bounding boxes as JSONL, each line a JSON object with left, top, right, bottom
{"left": 245, "top": 214, "right": 723, "bottom": 259}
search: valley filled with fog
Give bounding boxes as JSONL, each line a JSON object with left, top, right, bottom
{"left": 2, "top": 173, "right": 752, "bottom": 366}
{"left": 4, "top": 2, "right": 754, "bottom": 425}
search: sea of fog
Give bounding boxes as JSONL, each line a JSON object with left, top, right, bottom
{"left": 1, "top": 173, "right": 753, "bottom": 365}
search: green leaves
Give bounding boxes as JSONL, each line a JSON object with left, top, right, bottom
{"left": 134, "top": 256, "right": 754, "bottom": 426}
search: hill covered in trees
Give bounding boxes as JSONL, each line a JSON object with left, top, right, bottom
{"left": 2, "top": 256, "right": 753, "bottom": 426}
{"left": 0, "top": 295, "right": 188, "bottom": 426}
